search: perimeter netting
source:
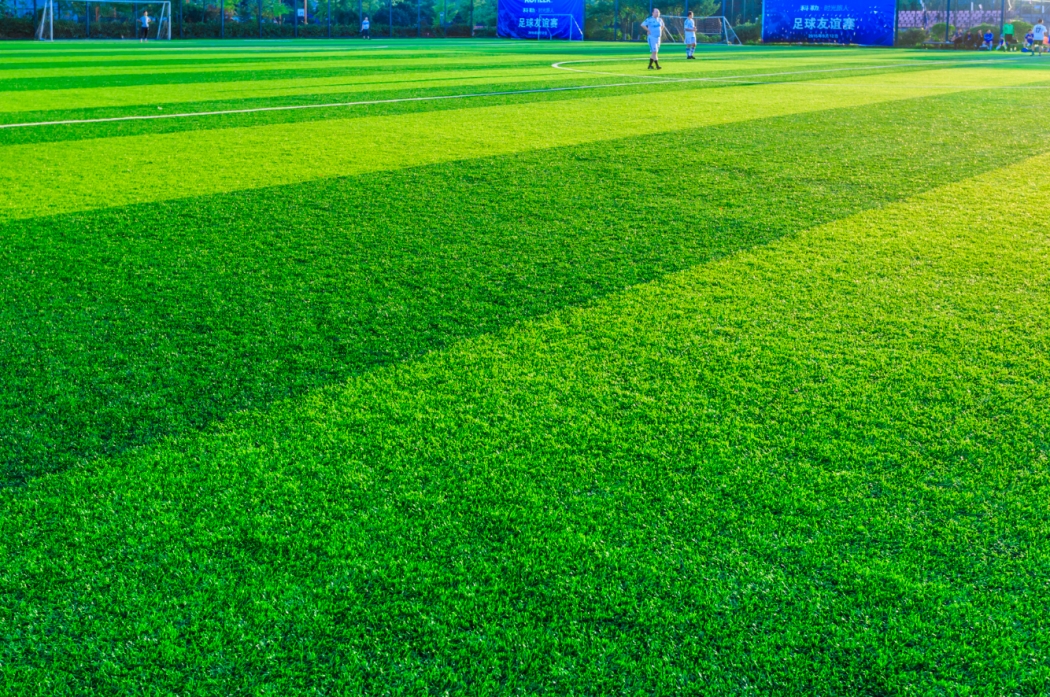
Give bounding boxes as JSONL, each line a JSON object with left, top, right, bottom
{"left": 36, "top": 0, "right": 172, "bottom": 39}
{"left": 662, "top": 15, "right": 741, "bottom": 44}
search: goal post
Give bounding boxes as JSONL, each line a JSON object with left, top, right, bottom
{"left": 536, "top": 13, "right": 584, "bottom": 40}
{"left": 662, "top": 15, "right": 742, "bottom": 45}
{"left": 35, "top": 0, "right": 54, "bottom": 40}
{"left": 38, "top": 0, "right": 172, "bottom": 40}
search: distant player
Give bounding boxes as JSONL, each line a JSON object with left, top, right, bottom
{"left": 361, "top": 15, "right": 370, "bottom": 39}
{"left": 1024, "top": 30, "right": 1034, "bottom": 51}
{"left": 1034, "top": 19, "right": 1047, "bottom": 55}
{"left": 138, "top": 10, "right": 150, "bottom": 42}
{"left": 684, "top": 11, "right": 697, "bottom": 59}
{"left": 641, "top": 8, "right": 665, "bottom": 70}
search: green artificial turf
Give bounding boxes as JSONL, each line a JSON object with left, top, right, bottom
{"left": 2, "top": 39, "right": 1049, "bottom": 694}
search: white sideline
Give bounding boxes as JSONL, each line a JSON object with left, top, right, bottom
{"left": 0, "top": 83, "right": 679, "bottom": 129}
{"left": 0, "top": 56, "right": 1018, "bottom": 130}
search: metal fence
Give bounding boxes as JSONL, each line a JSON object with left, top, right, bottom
{"left": 0, "top": 0, "right": 502, "bottom": 38}
{"left": 1, "top": 0, "right": 763, "bottom": 39}
{"left": 894, "top": 0, "right": 1048, "bottom": 45}
{"left": 2, "top": 0, "right": 1046, "bottom": 41}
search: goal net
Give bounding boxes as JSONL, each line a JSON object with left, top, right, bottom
{"left": 37, "top": 0, "right": 172, "bottom": 40}
{"left": 536, "top": 13, "right": 584, "bottom": 40}
{"left": 662, "top": 15, "right": 741, "bottom": 45}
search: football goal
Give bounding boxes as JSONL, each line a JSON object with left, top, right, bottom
{"left": 37, "top": 0, "right": 172, "bottom": 40}
{"left": 662, "top": 15, "right": 741, "bottom": 45}
{"left": 536, "top": 13, "right": 584, "bottom": 41}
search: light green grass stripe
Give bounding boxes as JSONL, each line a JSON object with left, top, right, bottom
{"left": 2, "top": 152, "right": 1047, "bottom": 692}
{"left": 1, "top": 66, "right": 1039, "bottom": 222}
{"left": 0, "top": 66, "right": 585, "bottom": 113}
{"left": 0, "top": 55, "right": 936, "bottom": 115}
{"left": 0, "top": 53, "right": 549, "bottom": 80}
{"left": 0, "top": 50, "right": 911, "bottom": 80}
{"left": 0, "top": 41, "right": 839, "bottom": 63}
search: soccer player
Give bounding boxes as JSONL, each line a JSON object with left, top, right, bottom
{"left": 361, "top": 15, "right": 370, "bottom": 39}
{"left": 684, "top": 11, "right": 697, "bottom": 59}
{"left": 1034, "top": 19, "right": 1047, "bottom": 55}
{"left": 641, "top": 8, "right": 665, "bottom": 70}
{"left": 138, "top": 10, "right": 150, "bottom": 42}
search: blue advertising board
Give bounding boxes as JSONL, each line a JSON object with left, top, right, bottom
{"left": 762, "top": 0, "right": 896, "bottom": 45}
{"left": 497, "top": 0, "right": 583, "bottom": 39}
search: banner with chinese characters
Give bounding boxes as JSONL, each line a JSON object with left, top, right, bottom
{"left": 497, "top": 0, "right": 583, "bottom": 39}
{"left": 762, "top": 0, "right": 896, "bottom": 45}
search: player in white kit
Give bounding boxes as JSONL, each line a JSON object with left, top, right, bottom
{"left": 1033, "top": 19, "right": 1047, "bottom": 55}
{"left": 684, "top": 11, "right": 697, "bottom": 59}
{"left": 641, "top": 9, "right": 666, "bottom": 70}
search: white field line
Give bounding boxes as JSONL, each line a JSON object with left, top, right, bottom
{"left": 0, "top": 83, "right": 680, "bottom": 129}
{"left": 0, "top": 56, "right": 1021, "bottom": 130}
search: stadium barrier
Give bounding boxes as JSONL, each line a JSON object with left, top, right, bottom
{"left": 7, "top": 0, "right": 1030, "bottom": 45}
{"left": 2, "top": 0, "right": 760, "bottom": 41}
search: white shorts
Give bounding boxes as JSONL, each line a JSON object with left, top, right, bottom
{"left": 648, "top": 35, "right": 661, "bottom": 51}
{"left": 685, "top": 32, "right": 696, "bottom": 44}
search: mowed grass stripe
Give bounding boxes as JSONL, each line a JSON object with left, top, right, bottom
{"left": 0, "top": 41, "right": 847, "bottom": 67}
{"left": 0, "top": 65, "right": 946, "bottom": 131}
{"left": 0, "top": 51, "right": 922, "bottom": 91}
{"left": 0, "top": 54, "right": 566, "bottom": 90}
{"left": 5, "top": 60, "right": 1039, "bottom": 146}
{"left": 3, "top": 89, "right": 1045, "bottom": 484}
{"left": 2, "top": 153, "right": 1048, "bottom": 694}
{"left": 0, "top": 60, "right": 964, "bottom": 137}
{"left": 0, "top": 67, "right": 596, "bottom": 114}
{"left": 1, "top": 54, "right": 963, "bottom": 114}
{"left": 0, "top": 78, "right": 683, "bottom": 146}
{"left": 2, "top": 65, "right": 1041, "bottom": 221}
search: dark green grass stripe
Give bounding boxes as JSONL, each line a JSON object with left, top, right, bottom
{"left": 0, "top": 47, "right": 936, "bottom": 89}
{"left": 0, "top": 64, "right": 1000, "bottom": 147}
{"left": 3, "top": 88, "right": 1047, "bottom": 486}
{"left": 0, "top": 41, "right": 823, "bottom": 63}
{"left": 0, "top": 75, "right": 639, "bottom": 136}
{"left": 2, "top": 154, "right": 1049, "bottom": 694}
{"left": 0, "top": 57, "right": 571, "bottom": 91}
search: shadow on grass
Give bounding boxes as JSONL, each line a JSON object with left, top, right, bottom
{"left": 1, "top": 89, "right": 1044, "bottom": 485}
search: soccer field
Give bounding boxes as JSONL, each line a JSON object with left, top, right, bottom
{"left": 2, "top": 38, "right": 1050, "bottom": 692}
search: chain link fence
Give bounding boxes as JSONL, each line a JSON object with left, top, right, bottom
{"left": 2, "top": 0, "right": 765, "bottom": 40}
{"left": 4, "top": 0, "right": 1043, "bottom": 44}
{"left": 894, "top": 0, "right": 1047, "bottom": 46}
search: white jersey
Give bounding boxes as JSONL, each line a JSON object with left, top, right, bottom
{"left": 641, "top": 17, "right": 664, "bottom": 39}
{"left": 1035, "top": 23, "right": 1047, "bottom": 41}
{"left": 684, "top": 18, "right": 695, "bottom": 32}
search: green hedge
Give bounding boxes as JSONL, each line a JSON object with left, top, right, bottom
{"left": 896, "top": 27, "right": 926, "bottom": 46}
{"left": 1, "top": 16, "right": 39, "bottom": 38}
{"left": 734, "top": 20, "right": 760, "bottom": 43}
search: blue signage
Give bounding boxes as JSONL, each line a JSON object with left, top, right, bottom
{"left": 762, "top": 0, "right": 895, "bottom": 45}
{"left": 497, "top": 0, "right": 583, "bottom": 39}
